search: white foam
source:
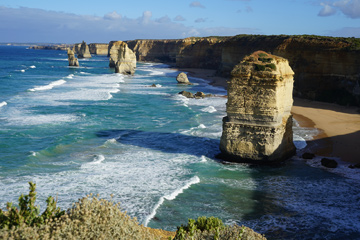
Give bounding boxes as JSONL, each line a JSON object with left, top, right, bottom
{"left": 29, "top": 80, "right": 66, "bottom": 91}
{"left": 0, "top": 101, "right": 7, "bottom": 108}
{"left": 29, "top": 65, "right": 36, "bottom": 69}
{"left": 20, "top": 69, "right": 25, "bottom": 72}
{"left": 201, "top": 106, "right": 217, "bottom": 113}
{"left": 200, "top": 155, "right": 207, "bottom": 162}
{"left": 293, "top": 134, "right": 307, "bottom": 150}
{"left": 91, "top": 155, "right": 105, "bottom": 164}
{"left": 149, "top": 70, "right": 165, "bottom": 76}
{"left": 66, "top": 74, "right": 74, "bottom": 79}
{"left": 144, "top": 176, "right": 200, "bottom": 226}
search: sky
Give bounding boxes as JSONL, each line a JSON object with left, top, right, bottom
{"left": 0, "top": 0, "right": 359, "bottom": 43}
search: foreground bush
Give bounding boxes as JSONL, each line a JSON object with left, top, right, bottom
{"left": 0, "top": 183, "right": 155, "bottom": 240}
{"left": 173, "top": 216, "right": 266, "bottom": 240}
{"left": 0, "top": 183, "right": 266, "bottom": 239}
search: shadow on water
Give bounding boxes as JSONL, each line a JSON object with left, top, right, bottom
{"left": 95, "top": 129, "right": 360, "bottom": 239}
{"left": 95, "top": 129, "right": 222, "bottom": 160}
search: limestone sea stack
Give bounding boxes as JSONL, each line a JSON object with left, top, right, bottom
{"left": 77, "top": 41, "right": 91, "bottom": 58}
{"left": 67, "top": 48, "right": 79, "bottom": 67}
{"left": 219, "top": 51, "right": 296, "bottom": 164}
{"left": 176, "top": 72, "right": 192, "bottom": 85}
{"left": 109, "top": 41, "right": 136, "bottom": 75}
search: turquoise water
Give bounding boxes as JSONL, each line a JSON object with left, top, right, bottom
{"left": 0, "top": 46, "right": 359, "bottom": 239}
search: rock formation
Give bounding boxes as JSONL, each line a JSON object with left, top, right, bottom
{"left": 88, "top": 43, "right": 109, "bottom": 55}
{"left": 219, "top": 51, "right": 296, "bottom": 163}
{"left": 67, "top": 48, "right": 79, "bottom": 67}
{"left": 126, "top": 35, "right": 360, "bottom": 106}
{"left": 109, "top": 41, "right": 136, "bottom": 75}
{"left": 77, "top": 41, "right": 91, "bottom": 58}
{"left": 176, "top": 72, "right": 192, "bottom": 85}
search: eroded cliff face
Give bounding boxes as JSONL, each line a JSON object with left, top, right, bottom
{"left": 126, "top": 35, "right": 360, "bottom": 106}
{"left": 88, "top": 43, "right": 109, "bottom": 55}
{"left": 219, "top": 51, "right": 296, "bottom": 163}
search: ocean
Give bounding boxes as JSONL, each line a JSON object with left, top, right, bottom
{"left": 0, "top": 46, "right": 359, "bottom": 239}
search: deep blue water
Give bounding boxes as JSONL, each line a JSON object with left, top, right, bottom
{"left": 0, "top": 46, "right": 359, "bottom": 239}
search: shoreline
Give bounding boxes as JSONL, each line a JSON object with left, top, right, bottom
{"left": 180, "top": 67, "right": 360, "bottom": 164}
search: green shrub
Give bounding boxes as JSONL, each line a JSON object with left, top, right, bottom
{"left": 0, "top": 194, "right": 156, "bottom": 240}
{"left": 258, "top": 53, "right": 268, "bottom": 58}
{"left": 254, "top": 64, "right": 266, "bottom": 71}
{"left": 0, "top": 182, "right": 64, "bottom": 230}
{"left": 258, "top": 57, "right": 273, "bottom": 63}
{"left": 173, "top": 216, "right": 266, "bottom": 240}
{"left": 265, "top": 63, "right": 276, "bottom": 71}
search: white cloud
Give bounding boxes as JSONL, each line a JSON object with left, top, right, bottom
{"left": 0, "top": 6, "right": 259, "bottom": 43}
{"left": 156, "top": 15, "right": 171, "bottom": 23}
{"left": 318, "top": 0, "right": 360, "bottom": 18}
{"left": 174, "top": 15, "right": 186, "bottom": 21}
{"left": 195, "top": 18, "right": 207, "bottom": 23}
{"left": 190, "top": 1, "right": 206, "bottom": 8}
{"left": 141, "top": 10, "right": 152, "bottom": 24}
{"left": 334, "top": 0, "right": 360, "bottom": 18}
{"left": 318, "top": 3, "right": 337, "bottom": 16}
{"left": 104, "top": 11, "right": 122, "bottom": 20}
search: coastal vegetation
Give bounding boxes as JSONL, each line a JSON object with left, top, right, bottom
{"left": 0, "top": 182, "right": 266, "bottom": 240}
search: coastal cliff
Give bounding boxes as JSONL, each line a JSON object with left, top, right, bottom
{"left": 126, "top": 35, "right": 360, "bottom": 106}
{"left": 89, "top": 43, "right": 109, "bottom": 55}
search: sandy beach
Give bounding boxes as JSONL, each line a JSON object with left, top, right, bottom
{"left": 182, "top": 68, "right": 360, "bottom": 164}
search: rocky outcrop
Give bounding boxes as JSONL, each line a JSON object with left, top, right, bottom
{"left": 67, "top": 48, "right": 79, "bottom": 67}
{"left": 176, "top": 72, "right": 192, "bottom": 85}
{"left": 109, "top": 41, "right": 136, "bottom": 75}
{"left": 77, "top": 41, "right": 91, "bottom": 58}
{"left": 219, "top": 51, "right": 296, "bottom": 163}
{"left": 88, "top": 43, "right": 109, "bottom": 55}
{"left": 178, "top": 91, "right": 213, "bottom": 99}
{"left": 126, "top": 35, "right": 360, "bottom": 106}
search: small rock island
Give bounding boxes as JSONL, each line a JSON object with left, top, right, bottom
{"left": 219, "top": 51, "right": 296, "bottom": 164}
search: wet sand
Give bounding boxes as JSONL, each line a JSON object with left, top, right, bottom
{"left": 181, "top": 68, "right": 360, "bottom": 164}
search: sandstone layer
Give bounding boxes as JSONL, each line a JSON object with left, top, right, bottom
{"left": 77, "top": 41, "right": 91, "bottom": 58}
{"left": 126, "top": 35, "right": 360, "bottom": 106}
{"left": 219, "top": 51, "right": 296, "bottom": 163}
{"left": 88, "top": 43, "right": 109, "bottom": 55}
{"left": 67, "top": 48, "right": 79, "bottom": 67}
{"left": 109, "top": 41, "right": 136, "bottom": 75}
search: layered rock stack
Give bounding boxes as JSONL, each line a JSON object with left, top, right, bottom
{"left": 67, "top": 48, "right": 79, "bottom": 67}
{"left": 219, "top": 51, "right": 296, "bottom": 163}
{"left": 109, "top": 41, "right": 136, "bottom": 75}
{"left": 77, "top": 41, "right": 91, "bottom": 58}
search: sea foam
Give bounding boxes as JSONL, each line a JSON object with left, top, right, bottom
{"left": 0, "top": 101, "right": 7, "bottom": 108}
{"left": 143, "top": 176, "right": 200, "bottom": 226}
{"left": 29, "top": 80, "right": 66, "bottom": 91}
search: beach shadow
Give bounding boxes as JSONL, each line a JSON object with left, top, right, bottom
{"left": 95, "top": 129, "right": 221, "bottom": 160}
{"left": 303, "top": 130, "right": 360, "bottom": 163}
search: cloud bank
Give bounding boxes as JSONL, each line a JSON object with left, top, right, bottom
{"left": 318, "top": 0, "right": 360, "bottom": 18}
{"left": 0, "top": 6, "right": 258, "bottom": 43}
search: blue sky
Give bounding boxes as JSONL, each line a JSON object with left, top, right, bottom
{"left": 0, "top": 0, "right": 359, "bottom": 43}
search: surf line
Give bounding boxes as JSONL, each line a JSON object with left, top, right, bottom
{"left": 143, "top": 176, "right": 200, "bottom": 227}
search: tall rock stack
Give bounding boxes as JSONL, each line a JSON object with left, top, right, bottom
{"left": 109, "top": 41, "right": 136, "bottom": 75}
{"left": 219, "top": 51, "right": 296, "bottom": 163}
{"left": 67, "top": 48, "right": 79, "bottom": 67}
{"left": 77, "top": 41, "right": 91, "bottom": 58}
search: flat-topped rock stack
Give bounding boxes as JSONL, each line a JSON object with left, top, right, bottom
{"left": 67, "top": 48, "right": 79, "bottom": 67}
{"left": 109, "top": 41, "right": 136, "bottom": 75}
{"left": 77, "top": 41, "right": 92, "bottom": 58}
{"left": 219, "top": 51, "right": 296, "bottom": 163}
